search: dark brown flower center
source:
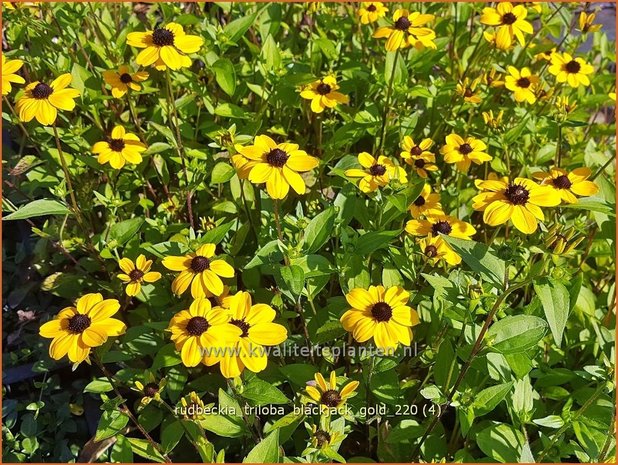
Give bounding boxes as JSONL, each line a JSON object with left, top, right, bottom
{"left": 208, "top": 296, "right": 219, "bottom": 308}
{"left": 186, "top": 316, "right": 210, "bottom": 336}
{"left": 504, "top": 183, "right": 530, "bottom": 205}
{"left": 191, "top": 256, "right": 211, "bottom": 273}
{"left": 371, "top": 301, "right": 392, "bottom": 322}
{"left": 432, "top": 220, "right": 452, "bottom": 235}
{"left": 143, "top": 382, "right": 159, "bottom": 397}
{"left": 367, "top": 4, "right": 377, "bottom": 12}
{"left": 552, "top": 174, "right": 572, "bottom": 189}
{"left": 266, "top": 148, "right": 289, "bottom": 168}
{"left": 516, "top": 77, "right": 531, "bottom": 88}
{"left": 410, "top": 145, "right": 423, "bottom": 156}
{"left": 316, "top": 82, "right": 331, "bottom": 95}
{"left": 414, "top": 195, "right": 426, "bottom": 206}
{"left": 109, "top": 138, "right": 126, "bottom": 152}
{"left": 129, "top": 269, "right": 144, "bottom": 281}
{"left": 321, "top": 389, "right": 342, "bottom": 407}
{"left": 464, "top": 88, "right": 474, "bottom": 97}
{"left": 230, "top": 318, "right": 250, "bottom": 338}
{"left": 425, "top": 245, "right": 438, "bottom": 257}
{"left": 119, "top": 73, "right": 133, "bottom": 84}
{"left": 502, "top": 12, "right": 517, "bottom": 25}
{"left": 565, "top": 60, "right": 581, "bottom": 74}
{"left": 414, "top": 158, "right": 426, "bottom": 168}
{"left": 152, "top": 27, "right": 175, "bottom": 46}
{"left": 32, "top": 83, "right": 53, "bottom": 99}
{"left": 315, "top": 430, "right": 331, "bottom": 446}
{"left": 369, "top": 164, "right": 387, "bottom": 176}
{"left": 67, "top": 314, "right": 91, "bottom": 334}
{"left": 395, "top": 16, "right": 411, "bottom": 30}
{"left": 458, "top": 143, "right": 473, "bottom": 155}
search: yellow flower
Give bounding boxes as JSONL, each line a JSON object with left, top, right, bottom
{"left": 239, "top": 135, "right": 319, "bottom": 199}
{"left": 168, "top": 298, "right": 241, "bottom": 367}
{"left": 134, "top": 373, "right": 166, "bottom": 407}
{"left": 544, "top": 224, "right": 584, "bottom": 256}
{"left": 345, "top": 152, "right": 407, "bottom": 193}
{"left": 305, "top": 371, "right": 359, "bottom": 414}
{"left": 440, "top": 134, "right": 491, "bottom": 172}
{"left": 456, "top": 78, "right": 482, "bottom": 104}
{"left": 373, "top": 9, "right": 436, "bottom": 52}
{"left": 548, "top": 52, "right": 594, "bottom": 88}
{"left": 555, "top": 95, "right": 577, "bottom": 115}
{"left": 206, "top": 285, "right": 233, "bottom": 309}
{"left": 341, "top": 285, "right": 419, "bottom": 350}
{"left": 92, "top": 125, "right": 148, "bottom": 170}
{"left": 532, "top": 167, "right": 599, "bottom": 204}
{"left": 162, "top": 243, "right": 235, "bottom": 298}
{"left": 472, "top": 177, "right": 561, "bottom": 234}
{"left": 127, "top": 23, "right": 204, "bottom": 70}
{"left": 400, "top": 136, "right": 438, "bottom": 178}
{"left": 300, "top": 75, "right": 349, "bottom": 114}
{"left": 231, "top": 148, "right": 258, "bottom": 180}
{"left": 504, "top": 66, "right": 540, "bottom": 104}
{"left": 610, "top": 92, "right": 616, "bottom": 102}
{"left": 2, "top": 55, "right": 25, "bottom": 95}
{"left": 178, "top": 391, "right": 209, "bottom": 420}
{"left": 480, "top": 2, "right": 533, "bottom": 50}
{"left": 409, "top": 184, "right": 443, "bottom": 218}
{"left": 419, "top": 234, "right": 460, "bottom": 266}
{"left": 102, "top": 65, "right": 149, "bottom": 98}
{"left": 117, "top": 254, "right": 161, "bottom": 297}
{"left": 39, "top": 293, "right": 126, "bottom": 364}
{"left": 357, "top": 2, "right": 388, "bottom": 24}
{"left": 406, "top": 213, "right": 476, "bottom": 240}
{"left": 481, "top": 68, "right": 505, "bottom": 88}
{"left": 482, "top": 110, "right": 504, "bottom": 130}
{"left": 534, "top": 46, "right": 556, "bottom": 62}
{"left": 213, "top": 291, "right": 288, "bottom": 379}
{"left": 309, "top": 424, "right": 343, "bottom": 449}
{"left": 15, "top": 73, "right": 80, "bottom": 125}
{"left": 578, "top": 11, "right": 602, "bottom": 34}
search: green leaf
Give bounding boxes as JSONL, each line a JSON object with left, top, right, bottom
{"left": 127, "top": 438, "right": 166, "bottom": 463}
{"left": 161, "top": 418, "right": 184, "bottom": 453}
{"left": 199, "top": 415, "right": 246, "bottom": 438}
{"left": 83, "top": 379, "right": 113, "bottom": 393}
{"left": 111, "top": 435, "right": 133, "bottom": 462}
{"left": 355, "top": 230, "right": 401, "bottom": 255}
{"left": 243, "top": 430, "right": 280, "bottom": 463}
{"left": 563, "top": 197, "right": 615, "bottom": 215}
{"left": 211, "top": 162, "right": 236, "bottom": 184}
{"left": 212, "top": 58, "right": 237, "bottom": 96}
{"left": 201, "top": 221, "right": 234, "bottom": 244}
{"left": 302, "top": 207, "right": 336, "bottom": 253}
{"left": 224, "top": 12, "right": 258, "bottom": 44}
{"left": 472, "top": 382, "right": 514, "bottom": 416}
{"left": 245, "top": 240, "right": 283, "bottom": 269}
{"left": 261, "top": 34, "right": 281, "bottom": 70}
{"left": 443, "top": 236, "right": 506, "bottom": 288}
{"left": 488, "top": 315, "right": 548, "bottom": 354}
{"left": 3, "top": 199, "right": 70, "bottom": 221}
{"left": 477, "top": 423, "right": 525, "bottom": 463}
{"left": 534, "top": 278, "right": 570, "bottom": 346}
{"left": 315, "top": 320, "right": 346, "bottom": 344}
{"left": 278, "top": 265, "right": 305, "bottom": 296}
{"left": 109, "top": 217, "right": 144, "bottom": 246}
{"left": 241, "top": 378, "right": 289, "bottom": 406}
{"left": 95, "top": 410, "right": 129, "bottom": 441}
{"left": 279, "top": 364, "right": 318, "bottom": 386}
{"left": 149, "top": 122, "right": 177, "bottom": 148}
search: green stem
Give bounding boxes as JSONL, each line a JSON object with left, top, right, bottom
{"left": 378, "top": 49, "right": 399, "bottom": 153}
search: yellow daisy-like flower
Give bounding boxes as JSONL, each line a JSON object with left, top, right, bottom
{"left": 178, "top": 391, "right": 209, "bottom": 420}
{"left": 373, "top": 9, "right": 436, "bottom": 52}
{"left": 127, "top": 23, "right": 204, "bottom": 71}
{"left": 357, "top": 2, "right": 388, "bottom": 24}
{"left": 134, "top": 373, "right": 166, "bottom": 407}
{"left": 340, "top": 285, "right": 419, "bottom": 351}
{"left": 230, "top": 149, "right": 258, "bottom": 180}
{"left": 534, "top": 46, "right": 556, "bottom": 62}
{"left": 482, "top": 68, "right": 505, "bottom": 88}
{"left": 472, "top": 177, "right": 561, "bottom": 234}
{"left": 480, "top": 2, "right": 533, "bottom": 50}
{"left": 162, "top": 243, "right": 235, "bottom": 298}
{"left": 102, "top": 65, "right": 149, "bottom": 98}
{"left": 548, "top": 52, "right": 594, "bottom": 88}
{"left": 239, "top": 135, "right": 319, "bottom": 200}
{"left": 555, "top": 96, "right": 577, "bottom": 115}
{"left": 15, "top": 73, "right": 80, "bottom": 125}
{"left": 440, "top": 134, "right": 491, "bottom": 172}
{"left": 405, "top": 213, "right": 476, "bottom": 240}
{"left": 345, "top": 152, "right": 407, "bottom": 193}
{"left": 309, "top": 424, "right": 344, "bottom": 450}
{"left": 419, "top": 234, "right": 460, "bottom": 266}
{"left": 409, "top": 184, "right": 443, "bottom": 218}
{"left": 504, "top": 66, "right": 540, "bottom": 104}
{"left": 400, "top": 136, "right": 438, "bottom": 178}
{"left": 39, "top": 293, "right": 126, "bottom": 364}
{"left": 305, "top": 371, "right": 360, "bottom": 414}
{"left": 206, "top": 285, "right": 233, "bottom": 309}
{"left": 482, "top": 110, "right": 504, "bottom": 130}
{"left": 117, "top": 254, "right": 162, "bottom": 297}
{"left": 456, "top": 78, "right": 482, "bottom": 104}
{"left": 578, "top": 11, "right": 602, "bottom": 34}
{"left": 2, "top": 55, "right": 25, "bottom": 95}
{"left": 609, "top": 92, "right": 616, "bottom": 102}
{"left": 300, "top": 75, "right": 349, "bottom": 114}
{"left": 212, "top": 291, "right": 288, "bottom": 379}
{"left": 532, "top": 167, "right": 599, "bottom": 204}
{"left": 92, "top": 125, "right": 148, "bottom": 170}
{"left": 168, "top": 298, "right": 242, "bottom": 367}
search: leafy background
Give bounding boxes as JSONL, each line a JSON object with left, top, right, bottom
{"left": 2, "top": 2, "right": 616, "bottom": 463}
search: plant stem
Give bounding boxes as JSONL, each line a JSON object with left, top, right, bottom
{"left": 165, "top": 69, "right": 195, "bottom": 229}
{"left": 52, "top": 123, "right": 81, "bottom": 224}
{"left": 378, "top": 49, "right": 399, "bottom": 153}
